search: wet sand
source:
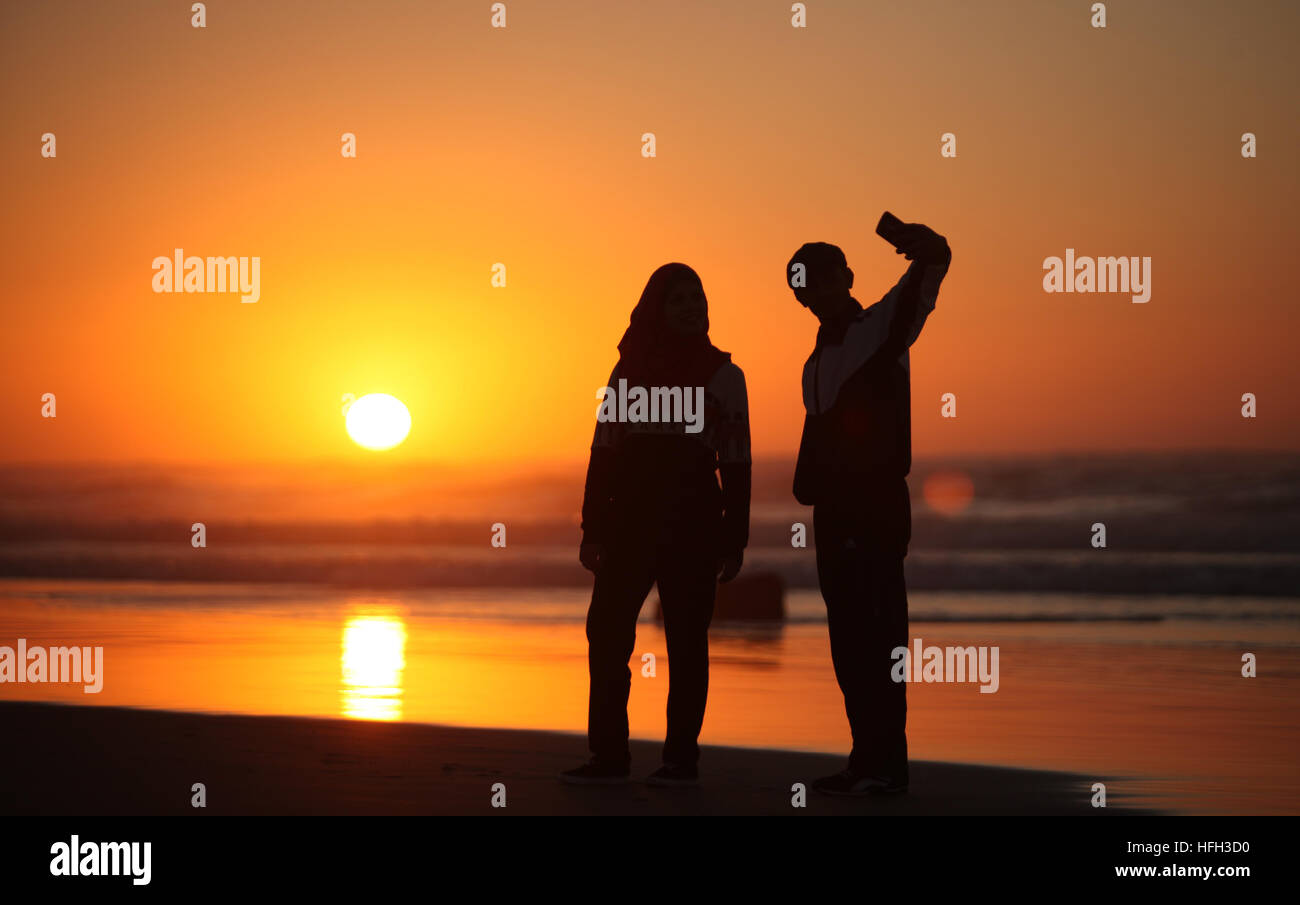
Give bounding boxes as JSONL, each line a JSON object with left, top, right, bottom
{"left": 3, "top": 581, "right": 1298, "bottom": 814}
{"left": 0, "top": 701, "right": 1150, "bottom": 816}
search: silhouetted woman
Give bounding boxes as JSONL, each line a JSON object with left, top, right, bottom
{"left": 561, "top": 263, "right": 751, "bottom": 786}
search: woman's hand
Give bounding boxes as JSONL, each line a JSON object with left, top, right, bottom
{"left": 716, "top": 550, "right": 743, "bottom": 583}
{"left": 579, "top": 543, "right": 604, "bottom": 573}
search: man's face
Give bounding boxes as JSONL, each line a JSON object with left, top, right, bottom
{"left": 793, "top": 263, "right": 853, "bottom": 319}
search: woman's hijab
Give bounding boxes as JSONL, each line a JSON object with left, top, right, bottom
{"left": 616, "top": 263, "right": 731, "bottom": 389}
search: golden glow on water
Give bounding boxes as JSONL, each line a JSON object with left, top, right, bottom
{"left": 340, "top": 607, "right": 408, "bottom": 721}
{"left": 3, "top": 582, "right": 1300, "bottom": 812}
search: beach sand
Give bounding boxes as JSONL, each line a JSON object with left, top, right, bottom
{"left": 3, "top": 581, "right": 1298, "bottom": 814}
{"left": 0, "top": 701, "right": 1147, "bottom": 816}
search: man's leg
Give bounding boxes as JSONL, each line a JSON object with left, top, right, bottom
{"left": 814, "top": 506, "right": 910, "bottom": 784}
{"left": 585, "top": 545, "right": 656, "bottom": 767}
{"left": 655, "top": 548, "right": 718, "bottom": 768}
{"left": 856, "top": 550, "right": 909, "bottom": 782}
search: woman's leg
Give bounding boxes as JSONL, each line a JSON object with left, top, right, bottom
{"left": 585, "top": 544, "right": 656, "bottom": 766}
{"left": 655, "top": 548, "right": 718, "bottom": 766}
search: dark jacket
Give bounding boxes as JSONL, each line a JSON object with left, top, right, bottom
{"left": 582, "top": 361, "right": 751, "bottom": 557}
{"left": 794, "top": 243, "right": 951, "bottom": 546}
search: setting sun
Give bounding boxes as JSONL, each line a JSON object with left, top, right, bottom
{"left": 345, "top": 394, "right": 412, "bottom": 451}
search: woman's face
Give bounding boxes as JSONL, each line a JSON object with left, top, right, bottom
{"left": 663, "top": 280, "right": 708, "bottom": 335}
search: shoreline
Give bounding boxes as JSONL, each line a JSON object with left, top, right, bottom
{"left": 0, "top": 701, "right": 1155, "bottom": 816}
{"left": 3, "top": 548, "right": 1299, "bottom": 596}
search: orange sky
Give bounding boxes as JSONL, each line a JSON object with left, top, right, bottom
{"left": 3, "top": 0, "right": 1297, "bottom": 467}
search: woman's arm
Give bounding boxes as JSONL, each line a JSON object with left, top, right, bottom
{"left": 580, "top": 365, "right": 622, "bottom": 570}
{"left": 712, "top": 364, "right": 751, "bottom": 580}
{"left": 580, "top": 445, "right": 618, "bottom": 550}
{"left": 719, "top": 461, "right": 751, "bottom": 556}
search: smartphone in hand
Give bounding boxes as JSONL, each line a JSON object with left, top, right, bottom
{"left": 876, "top": 211, "right": 906, "bottom": 248}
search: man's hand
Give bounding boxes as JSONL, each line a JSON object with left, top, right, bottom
{"left": 716, "top": 550, "right": 744, "bottom": 583}
{"left": 579, "top": 543, "right": 603, "bottom": 573}
{"left": 892, "top": 223, "right": 949, "bottom": 264}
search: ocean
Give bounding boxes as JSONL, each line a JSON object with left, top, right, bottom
{"left": 1, "top": 451, "right": 1298, "bottom": 595}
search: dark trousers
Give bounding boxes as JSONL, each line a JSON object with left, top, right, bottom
{"left": 814, "top": 505, "right": 910, "bottom": 781}
{"left": 585, "top": 540, "right": 717, "bottom": 767}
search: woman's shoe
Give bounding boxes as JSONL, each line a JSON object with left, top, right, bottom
{"left": 559, "top": 757, "right": 631, "bottom": 785}
{"left": 645, "top": 762, "right": 699, "bottom": 787}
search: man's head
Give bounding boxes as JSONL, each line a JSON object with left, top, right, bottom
{"left": 787, "top": 242, "right": 855, "bottom": 320}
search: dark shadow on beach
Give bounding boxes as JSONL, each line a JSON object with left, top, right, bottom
{"left": 0, "top": 702, "right": 1159, "bottom": 816}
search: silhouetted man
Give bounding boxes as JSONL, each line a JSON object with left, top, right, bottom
{"left": 787, "top": 222, "right": 950, "bottom": 795}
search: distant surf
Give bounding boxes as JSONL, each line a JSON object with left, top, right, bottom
{"left": 1, "top": 451, "right": 1296, "bottom": 595}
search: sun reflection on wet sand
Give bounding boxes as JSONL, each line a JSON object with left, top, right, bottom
{"left": 340, "top": 605, "right": 408, "bottom": 721}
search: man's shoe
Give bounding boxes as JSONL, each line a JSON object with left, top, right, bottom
{"left": 559, "top": 758, "right": 631, "bottom": 785}
{"left": 645, "top": 762, "right": 699, "bottom": 787}
{"left": 812, "top": 769, "right": 908, "bottom": 797}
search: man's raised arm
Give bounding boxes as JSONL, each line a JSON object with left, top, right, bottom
{"left": 871, "top": 223, "right": 951, "bottom": 364}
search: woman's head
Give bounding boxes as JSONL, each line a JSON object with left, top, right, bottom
{"left": 617, "top": 263, "right": 729, "bottom": 387}
{"left": 634, "top": 263, "right": 709, "bottom": 338}
{"left": 662, "top": 272, "right": 708, "bottom": 335}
